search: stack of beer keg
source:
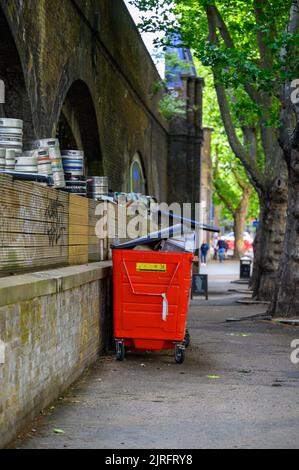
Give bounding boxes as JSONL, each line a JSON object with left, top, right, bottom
{"left": 31, "top": 138, "right": 65, "bottom": 188}
{"left": 36, "top": 149, "right": 53, "bottom": 176}
{"left": 87, "top": 177, "right": 109, "bottom": 200}
{"left": 4, "top": 150, "right": 16, "bottom": 171}
{"left": 0, "top": 118, "right": 23, "bottom": 172}
{"left": 0, "top": 149, "right": 5, "bottom": 170}
{"left": 0, "top": 121, "right": 111, "bottom": 200}
{"left": 15, "top": 151, "right": 38, "bottom": 174}
{"left": 0, "top": 118, "right": 23, "bottom": 154}
{"left": 62, "top": 150, "right": 87, "bottom": 197}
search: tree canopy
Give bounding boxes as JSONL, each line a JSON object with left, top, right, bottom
{"left": 131, "top": 0, "right": 299, "bottom": 190}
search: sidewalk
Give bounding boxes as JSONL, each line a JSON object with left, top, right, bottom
{"left": 13, "top": 262, "right": 299, "bottom": 449}
{"left": 200, "top": 260, "right": 242, "bottom": 295}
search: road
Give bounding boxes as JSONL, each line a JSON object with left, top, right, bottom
{"left": 14, "top": 262, "right": 299, "bottom": 449}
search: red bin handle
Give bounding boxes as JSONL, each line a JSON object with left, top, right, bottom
{"left": 122, "top": 260, "right": 182, "bottom": 322}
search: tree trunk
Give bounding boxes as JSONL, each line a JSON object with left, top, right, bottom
{"left": 233, "top": 186, "right": 251, "bottom": 259}
{"left": 271, "top": 141, "right": 299, "bottom": 308}
{"left": 271, "top": 146, "right": 299, "bottom": 317}
{"left": 251, "top": 180, "right": 288, "bottom": 301}
{"left": 234, "top": 214, "right": 245, "bottom": 259}
{"left": 269, "top": 0, "right": 299, "bottom": 317}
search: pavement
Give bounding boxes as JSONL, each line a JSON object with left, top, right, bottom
{"left": 13, "top": 261, "right": 299, "bottom": 449}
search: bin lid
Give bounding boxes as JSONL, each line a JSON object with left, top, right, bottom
{"left": 158, "top": 211, "right": 220, "bottom": 233}
{"left": 111, "top": 224, "right": 194, "bottom": 250}
{"left": 240, "top": 256, "right": 253, "bottom": 263}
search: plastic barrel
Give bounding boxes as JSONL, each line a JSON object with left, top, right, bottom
{"left": 87, "top": 176, "right": 109, "bottom": 199}
{"left": 0, "top": 118, "right": 23, "bottom": 154}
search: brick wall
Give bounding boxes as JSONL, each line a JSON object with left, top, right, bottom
{"left": 0, "top": 0, "right": 169, "bottom": 202}
{"left": 0, "top": 262, "right": 112, "bottom": 448}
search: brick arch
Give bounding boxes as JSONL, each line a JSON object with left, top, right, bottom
{"left": 56, "top": 79, "right": 103, "bottom": 176}
{"left": 0, "top": 6, "right": 35, "bottom": 144}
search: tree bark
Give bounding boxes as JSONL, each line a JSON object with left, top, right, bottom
{"left": 251, "top": 181, "right": 288, "bottom": 300}
{"left": 234, "top": 213, "right": 245, "bottom": 259}
{"left": 233, "top": 186, "right": 252, "bottom": 259}
{"left": 271, "top": 145, "right": 299, "bottom": 316}
{"left": 270, "top": 0, "right": 299, "bottom": 316}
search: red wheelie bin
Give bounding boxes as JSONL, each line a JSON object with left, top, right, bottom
{"left": 112, "top": 249, "right": 193, "bottom": 364}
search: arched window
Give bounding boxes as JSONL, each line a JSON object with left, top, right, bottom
{"left": 130, "top": 155, "right": 146, "bottom": 194}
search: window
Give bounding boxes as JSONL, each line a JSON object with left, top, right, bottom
{"left": 130, "top": 156, "right": 146, "bottom": 194}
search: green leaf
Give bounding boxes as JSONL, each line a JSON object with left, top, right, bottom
{"left": 53, "top": 429, "right": 65, "bottom": 435}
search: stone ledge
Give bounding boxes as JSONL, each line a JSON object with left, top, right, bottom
{"left": 0, "top": 262, "right": 112, "bottom": 308}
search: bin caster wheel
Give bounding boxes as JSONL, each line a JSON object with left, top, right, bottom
{"left": 184, "top": 330, "right": 191, "bottom": 349}
{"left": 116, "top": 341, "right": 125, "bottom": 362}
{"left": 175, "top": 345, "right": 186, "bottom": 365}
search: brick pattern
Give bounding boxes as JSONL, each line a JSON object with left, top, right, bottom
{"left": 0, "top": 0, "right": 169, "bottom": 202}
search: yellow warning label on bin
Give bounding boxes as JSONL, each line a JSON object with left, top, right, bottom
{"left": 136, "top": 263, "right": 167, "bottom": 272}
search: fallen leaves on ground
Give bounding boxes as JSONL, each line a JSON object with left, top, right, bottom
{"left": 53, "top": 429, "right": 65, "bottom": 435}
{"left": 228, "top": 333, "right": 251, "bottom": 338}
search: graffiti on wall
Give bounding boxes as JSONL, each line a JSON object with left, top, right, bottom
{"left": 45, "top": 198, "right": 66, "bottom": 247}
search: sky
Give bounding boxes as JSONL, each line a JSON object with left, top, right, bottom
{"left": 123, "top": 0, "right": 165, "bottom": 78}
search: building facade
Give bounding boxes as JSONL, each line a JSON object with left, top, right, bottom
{"left": 166, "top": 41, "right": 212, "bottom": 227}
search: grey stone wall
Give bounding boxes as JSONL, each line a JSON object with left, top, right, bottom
{"left": 0, "top": 262, "right": 112, "bottom": 448}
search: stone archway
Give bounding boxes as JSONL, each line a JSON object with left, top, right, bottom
{"left": 56, "top": 80, "right": 103, "bottom": 176}
{"left": 0, "top": 7, "right": 34, "bottom": 144}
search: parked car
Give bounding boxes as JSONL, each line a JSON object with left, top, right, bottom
{"left": 223, "top": 232, "right": 254, "bottom": 253}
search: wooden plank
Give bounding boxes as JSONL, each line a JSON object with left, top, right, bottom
{"left": 0, "top": 187, "right": 68, "bottom": 206}
{"left": 69, "top": 214, "right": 88, "bottom": 227}
{"left": 69, "top": 194, "right": 88, "bottom": 208}
{"left": 68, "top": 255, "right": 88, "bottom": 266}
{"left": 68, "top": 195, "right": 89, "bottom": 265}
{"left": 0, "top": 175, "right": 69, "bottom": 206}
{"left": 0, "top": 217, "right": 63, "bottom": 235}
{"left": 0, "top": 233, "right": 69, "bottom": 247}
{"left": 0, "top": 246, "right": 68, "bottom": 257}
{"left": 69, "top": 234, "right": 90, "bottom": 246}
{"left": 0, "top": 174, "right": 112, "bottom": 273}
{"left": 69, "top": 224, "right": 90, "bottom": 236}
{"left": 69, "top": 245, "right": 88, "bottom": 256}
{"left": 0, "top": 175, "right": 70, "bottom": 275}
{"left": 88, "top": 199, "right": 108, "bottom": 263}
{"left": 0, "top": 194, "right": 69, "bottom": 219}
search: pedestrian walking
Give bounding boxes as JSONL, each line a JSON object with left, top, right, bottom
{"left": 217, "top": 239, "right": 226, "bottom": 263}
{"left": 213, "top": 235, "right": 219, "bottom": 260}
{"left": 200, "top": 242, "right": 210, "bottom": 266}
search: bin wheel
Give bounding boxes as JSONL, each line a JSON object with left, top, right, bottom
{"left": 175, "top": 345, "right": 186, "bottom": 365}
{"left": 184, "top": 330, "right": 191, "bottom": 349}
{"left": 116, "top": 341, "right": 125, "bottom": 362}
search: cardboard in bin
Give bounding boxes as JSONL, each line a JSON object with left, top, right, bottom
{"left": 111, "top": 224, "right": 196, "bottom": 253}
